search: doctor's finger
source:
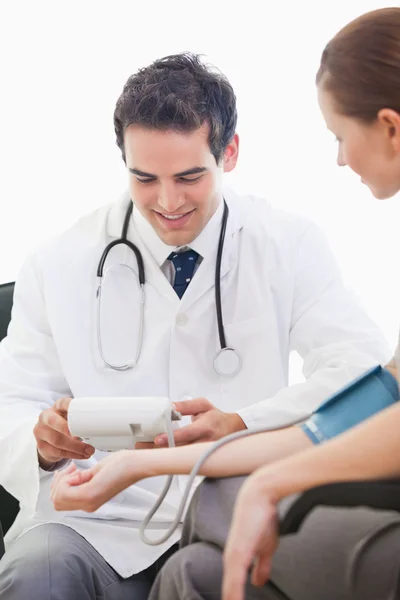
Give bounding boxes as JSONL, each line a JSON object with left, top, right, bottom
{"left": 40, "top": 413, "right": 94, "bottom": 454}
{"left": 173, "top": 398, "right": 213, "bottom": 416}
{"left": 154, "top": 424, "right": 204, "bottom": 447}
{"left": 135, "top": 442, "right": 156, "bottom": 449}
{"left": 53, "top": 396, "right": 73, "bottom": 415}
{"left": 38, "top": 420, "right": 94, "bottom": 454}
{"left": 40, "top": 410, "right": 72, "bottom": 435}
{"left": 39, "top": 438, "right": 91, "bottom": 459}
{"left": 38, "top": 447, "right": 90, "bottom": 465}
{"left": 171, "top": 422, "right": 207, "bottom": 445}
{"left": 37, "top": 435, "right": 94, "bottom": 459}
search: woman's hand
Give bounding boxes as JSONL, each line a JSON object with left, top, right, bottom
{"left": 222, "top": 469, "right": 280, "bottom": 600}
{"left": 50, "top": 450, "right": 146, "bottom": 512}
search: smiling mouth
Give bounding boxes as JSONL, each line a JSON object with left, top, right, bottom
{"left": 154, "top": 209, "right": 195, "bottom": 228}
{"left": 161, "top": 213, "right": 186, "bottom": 220}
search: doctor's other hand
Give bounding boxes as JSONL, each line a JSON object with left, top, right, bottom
{"left": 222, "top": 470, "right": 280, "bottom": 600}
{"left": 34, "top": 397, "right": 95, "bottom": 469}
{"left": 51, "top": 450, "right": 138, "bottom": 512}
{"left": 136, "top": 398, "right": 247, "bottom": 448}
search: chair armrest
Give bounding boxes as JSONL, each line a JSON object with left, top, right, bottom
{"left": 280, "top": 479, "right": 400, "bottom": 536}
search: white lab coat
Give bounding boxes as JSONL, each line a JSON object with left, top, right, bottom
{"left": 0, "top": 188, "right": 391, "bottom": 577}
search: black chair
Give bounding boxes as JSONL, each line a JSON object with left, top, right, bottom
{"left": 0, "top": 282, "right": 14, "bottom": 342}
{"left": 280, "top": 479, "right": 400, "bottom": 536}
{"left": 0, "top": 282, "right": 20, "bottom": 545}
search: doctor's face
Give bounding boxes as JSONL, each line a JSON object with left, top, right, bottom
{"left": 318, "top": 87, "right": 400, "bottom": 200}
{"left": 124, "top": 124, "right": 239, "bottom": 246}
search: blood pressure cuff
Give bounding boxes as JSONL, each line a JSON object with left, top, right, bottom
{"left": 301, "top": 365, "right": 399, "bottom": 445}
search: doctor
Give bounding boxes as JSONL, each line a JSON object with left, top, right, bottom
{"left": 0, "top": 52, "right": 390, "bottom": 600}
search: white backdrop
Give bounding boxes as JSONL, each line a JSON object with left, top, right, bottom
{"left": 0, "top": 0, "right": 399, "bottom": 383}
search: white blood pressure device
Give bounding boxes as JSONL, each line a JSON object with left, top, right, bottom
{"left": 68, "top": 396, "right": 182, "bottom": 451}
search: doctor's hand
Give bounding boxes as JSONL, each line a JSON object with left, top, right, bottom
{"left": 222, "top": 469, "right": 280, "bottom": 600}
{"left": 34, "top": 397, "right": 95, "bottom": 469}
{"left": 136, "top": 398, "right": 247, "bottom": 448}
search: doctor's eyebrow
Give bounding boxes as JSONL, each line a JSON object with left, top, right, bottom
{"left": 129, "top": 167, "right": 208, "bottom": 178}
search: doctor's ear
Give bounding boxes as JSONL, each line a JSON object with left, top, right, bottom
{"left": 377, "top": 109, "right": 400, "bottom": 153}
{"left": 222, "top": 133, "right": 239, "bottom": 173}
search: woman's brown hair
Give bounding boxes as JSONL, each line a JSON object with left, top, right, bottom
{"left": 316, "top": 7, "right": 400, "bottom": 121}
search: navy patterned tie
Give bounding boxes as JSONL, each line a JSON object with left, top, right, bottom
{"left": 168, "top": 249, "right": 199, "bottom": 298}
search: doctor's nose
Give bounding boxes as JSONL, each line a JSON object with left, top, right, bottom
{"left": 157, "top": 183, "right": 185, "bottom": 213}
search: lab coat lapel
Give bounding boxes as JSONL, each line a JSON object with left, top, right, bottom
{"left": 179, "top": 189, "right": 243, "bottom": 310}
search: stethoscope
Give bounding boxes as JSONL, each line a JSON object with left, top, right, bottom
{"left": 96, "top": 200, "right": 242, "bottom": 377}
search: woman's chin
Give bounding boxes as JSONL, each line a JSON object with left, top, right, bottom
{"left": 363, "top": 181, "right": 397, "bottom": 200}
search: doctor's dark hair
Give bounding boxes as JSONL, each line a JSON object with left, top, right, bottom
{"left": 113, "top": 52, "right": 237, "bottom": 164}
{"left": 316, "top": 7, "right": 400, "bottom": 121}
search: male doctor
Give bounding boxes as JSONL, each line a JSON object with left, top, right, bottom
{"left": 0, "top": 52, "right": 391, "bottom": 599}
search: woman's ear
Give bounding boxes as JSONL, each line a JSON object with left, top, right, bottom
{"left": 377, "top": 108, "right": 400, "bottom": 152}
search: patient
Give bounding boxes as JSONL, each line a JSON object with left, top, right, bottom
{"left": 52, "top": 7, "right": 400, "bottom": 600}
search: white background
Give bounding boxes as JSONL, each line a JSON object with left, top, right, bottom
{"left": 0, "top": 0, "right": 399, "bottom": 382}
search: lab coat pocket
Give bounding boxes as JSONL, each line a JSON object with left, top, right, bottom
{"left": 221, "top": 315, "right": 284, "bottom": 410}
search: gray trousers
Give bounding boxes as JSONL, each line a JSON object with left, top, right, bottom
{"left": 0, "top": 523, "right": 178, "bottom": 599}
{"left": 149, "top": 476, "right": 400, "bottom": 600}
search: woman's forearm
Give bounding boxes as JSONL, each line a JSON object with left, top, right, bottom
{"left": 255, "top": 402, "right": 400, "bottom": 502}
{"left": 136, "top": 426, "right": 311, "bottom": 480}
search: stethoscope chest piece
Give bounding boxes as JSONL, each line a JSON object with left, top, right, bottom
{"left": 213, "top": 347, "right": 242, "bottom": 378}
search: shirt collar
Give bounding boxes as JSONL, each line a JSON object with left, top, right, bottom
{"left": 132, "top": 200, "right": 225, "bottom": 267}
